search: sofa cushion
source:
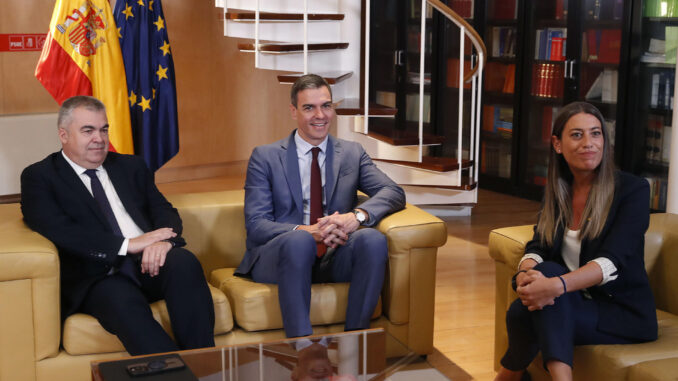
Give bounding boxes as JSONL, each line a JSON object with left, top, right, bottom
{"left": 627, "top": 357, "right": 678, "bottom": 381}
{"left": 211, "top": 268, "right": 381, "bottom": 332}
{"left": 62, "top": 285, "right": 232, "bottom": 355}
{"left": 527, "top": 310, "right": 678, "bottom": 381}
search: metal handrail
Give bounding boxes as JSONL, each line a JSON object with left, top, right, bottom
{"left": 427, "top": 0, "right": 486, "bottom": 82}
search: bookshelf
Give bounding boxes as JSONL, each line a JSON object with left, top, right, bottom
{"left": 475, "top": 0, "right": 633, "bottom": 201}
{"left": 624, "top": 0, "right": 677, "bottom": 211}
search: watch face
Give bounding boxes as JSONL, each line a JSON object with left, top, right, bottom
{"left": 354, "top": 210, "right": 366, "bottom": 222}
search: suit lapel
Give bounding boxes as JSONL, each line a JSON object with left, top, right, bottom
{"left": 281, "top": 132, "right": 303, "bottom": 214}
{"left": 324, "top": 135, "right": 342, "bottom": 210}
{"left": 54, "top": 152, "right": 110, "bottom": 229}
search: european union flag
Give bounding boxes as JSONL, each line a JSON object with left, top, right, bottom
{"left": 114, "top": 0, "right": 178, "bottom": 171}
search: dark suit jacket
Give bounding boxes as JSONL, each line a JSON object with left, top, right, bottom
{"left": 525, "top": 171, "right": 657, "bottom": 341}
{"left": 235, "top": 131, "right": 406, "bottom": 275}
{"left": 21, "top": 152, "right": 185, "bottom": 319}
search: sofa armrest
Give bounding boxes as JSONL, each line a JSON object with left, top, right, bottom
{"left": 375, "top": 203, "right": 447, "bottom": 354}
{"left": 0, "top": 204, "right": 61, "bottom": 380}
{"left": 488, "top": 224, "right": 533, "bottom": 370}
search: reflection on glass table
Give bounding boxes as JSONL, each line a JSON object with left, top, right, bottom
{"left": 91, "top": 328, "right": 449, "bottom": 381}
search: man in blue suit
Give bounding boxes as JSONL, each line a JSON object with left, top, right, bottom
{"left": 236, "top": 74, "right": 406, "bottom": 337}
{"left": 21, "top": 96, "right": 214, "bottom": 355}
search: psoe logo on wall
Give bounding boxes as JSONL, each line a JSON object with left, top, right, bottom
{"left": 55, "top": 1, "right": 107, "bottom": 57}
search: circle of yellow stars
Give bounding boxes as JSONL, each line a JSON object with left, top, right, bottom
{"left": 122, "top": 0, "right": 170, "bottom": 113}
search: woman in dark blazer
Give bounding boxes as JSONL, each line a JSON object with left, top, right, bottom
{"left": 494, "top": 102, "right": 657, "bottom": 381}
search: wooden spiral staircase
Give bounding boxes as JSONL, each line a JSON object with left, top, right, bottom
{"left": 214, "top": 0, "right": 486, "bottom": 210}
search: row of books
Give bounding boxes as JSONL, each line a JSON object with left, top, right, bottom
{"left": 585, "top": 0, "right": 623, "bottom": 21}
{"left": 531, "top": 63, "right": 564, "bottom": 98}
{"left": 644, "top": 0, "right": 678, "bottom": 17}
{"left": 484, "top": 62, "right": 516, "bottom": 93}
{"left": 449, "top": 0, "right": 474, "bottom": 19}
{"left": 583, "top": 29, "right": 622, "bottom": 64}
{"left": 482, "top": 105, "right": 513, "bottom": 137}
{"left": 491, "top": 27, "right": 517, "bottom": 58}
{"left": 584, "top": 69, "right": 618, "bottom": 103}
{"left": 646, "top": 115, "right": 673, "bottom": 164}
{"left": 480, "top": 141, "right": 512, "bottom": 178}
{"left": 645, "top": 175, "right": 668, "bottom": 211}
{"left": 555, "top": 0, "right": 568, "bottom": 20}
{"left": 535, "top": 28, "right": 567, "bottom": 61}
{"left": 650, "top": 71, "right": 675, "bottom": 109}
{"left": 489, "top": 0, "right": 517, "bottom": 20}
{"left": 641, "top": 27, "right": 678, "bottom": 64}
{"left": 446, "top": 59, "right": 472, "bottom": 89}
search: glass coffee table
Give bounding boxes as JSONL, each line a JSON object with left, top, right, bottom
{"left": 91, "top": 328, "right": 449, "bottom": 380}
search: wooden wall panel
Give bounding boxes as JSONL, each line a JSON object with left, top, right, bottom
{"left": 1, "top": 0, "right": 306, "bottom": 183}
{"left": 0, "top": 1, "right": 59, "bottom": 114}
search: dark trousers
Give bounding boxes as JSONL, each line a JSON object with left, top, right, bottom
{"left": 501, "top": 261, "right": 634, "bottom": 370}
{"left": 80, "top": 248, "right": 215, "bottom": 356}
{"left": 250, "top": 228, "right": 388, "bottom": 338}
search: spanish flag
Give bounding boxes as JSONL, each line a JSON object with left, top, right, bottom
{"left": 35, "top": 0, "right": 134, "bottom": 155}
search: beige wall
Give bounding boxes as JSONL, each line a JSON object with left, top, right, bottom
{"left": 0, "top": 0, "right": 299, "bottom": 189}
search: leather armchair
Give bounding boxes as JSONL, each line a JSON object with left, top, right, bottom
{"left": 489, "top": 213, "right": 678, "bottom": 381}
{"left": 0, "top": 189, "right": 447, "bottom": 381}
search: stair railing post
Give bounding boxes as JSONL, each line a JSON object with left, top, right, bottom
{"left": 474, "top": 55, "right": 483, "bottom": 193}
{"left": 254, "top": 0, "right": 260, "bottom": 68}
{"left": 418, "top": 0, "right": 427, "bottom": 163}
{"left": 364, "top": 0, "right": 371, "bottom": 135}
{"left": 304, "top": 0, "right": 308, "bottom": 74}
{"left": 457, "top": 26, "right": 465, "bottom": 184}
{"left": 469, "top": 52, "right": 476, "bottom": 180}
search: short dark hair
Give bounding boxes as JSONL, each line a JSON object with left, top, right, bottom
{"left": 290, "top": 74, "right": 332, "bottom": 107}
{"left": 58, "top": 95, "right": 106, "bottom": 130}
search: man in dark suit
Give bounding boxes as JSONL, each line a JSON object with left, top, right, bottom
{"left": 21, "top": 95, "right": 214, "bottom": 355}
{"left": 236, "top": 74, "right": 406, "bottom": 338}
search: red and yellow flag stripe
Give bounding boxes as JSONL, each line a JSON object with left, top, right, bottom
{"left": 36, "top": 0, "right": 133, "bottom": 154}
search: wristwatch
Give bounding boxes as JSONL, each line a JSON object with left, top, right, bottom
{"left": 353, "top": 209, "right": 367, "bottom": 225}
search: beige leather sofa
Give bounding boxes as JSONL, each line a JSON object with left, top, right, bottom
{"left": 0, "top": 189, "right": 447, "bottom": 381}
{"left": 489, "top": 213, "right": 678, "bottom": 381}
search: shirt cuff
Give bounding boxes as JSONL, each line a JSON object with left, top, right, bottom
{"left": 590, "top": 257, "right": 618, "bottom": 285}
{"left": 518, "top": 253, "right": 543, "bottom": 269}
{"left": 118, "top": 238, "right": 129, "bottom": 256}
{"left": 293, "top": 225, "right": 300, "bottom": 231}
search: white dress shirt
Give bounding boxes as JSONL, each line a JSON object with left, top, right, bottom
{"left": 61, "top": 151, "right": 145, "bottom": 256}
{"left": 294, "top": 131, "right": 328, "bottom": 225}
{"left": 518, "top": 229, "right": 618, "bottom": 285}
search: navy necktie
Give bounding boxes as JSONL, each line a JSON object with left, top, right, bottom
{"left": 84, "top": 169, "right": 140, "bottom": 286}
{"left": 310, "top": 148, "right": 326, "bottom": 257}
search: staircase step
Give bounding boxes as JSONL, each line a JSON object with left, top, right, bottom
{"left": 402, "top": 179, "right": 478, "bottom": 191}
{"left": 238, "top": 42, "right": 348, "bottom": 54}
{"left": 335, "top": 98, "right": 397, "bottom": 116}
{"left": 367, "top": 122, "right": 445, "bottom": 146}
{"left": 278, "top": 71, "right": 353, "bottom": 84}
{"left": 374, "top": 157, "right": 473, "bottom": 172}
{"left": 227, "top": 11, "right": 345, "bottom": 22}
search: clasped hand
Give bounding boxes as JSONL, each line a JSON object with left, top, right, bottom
{"left": 516, "top": 269, "right": 565, "bottom": 311}
{"left": 298, "top": 211, "right": 360, "bottom": 248}
{"left": 127, "top": 228, "right": 176, "bottom": 277}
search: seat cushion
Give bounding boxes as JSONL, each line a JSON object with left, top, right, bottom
{"left": 62, "top": 285, "right": 232, "bottom": 355}
{"left": 527, "top": 310, "right": 678, "bottom": 381}
{"left": 211, "top": 268, "right": 381, "bottom": 332}
{"left": 628, "top": 357, "right": 678, "bottom": 381}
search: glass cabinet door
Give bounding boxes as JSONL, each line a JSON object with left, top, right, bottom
{"left": 479, "top": 0, "right": 519, "bottom": 185}
{"left": 519, "top": 0, "right": 567, "bottom": 197}
{"left": 626, "top": 0, "right": 676, "bottom": 211}
{"left": 576, "top": 0, "right": 624, "bottom": 155}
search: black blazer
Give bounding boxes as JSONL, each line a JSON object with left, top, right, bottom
{"left": 525, "top": 171, "right": 657, "bottom": 342}
{"left": 20, "top": 152, "right": 185, "bottom": 319}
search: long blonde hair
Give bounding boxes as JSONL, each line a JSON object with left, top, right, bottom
{"left": 536, "top": 102, "right": 616, "bottom": 246}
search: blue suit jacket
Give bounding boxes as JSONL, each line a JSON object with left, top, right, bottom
{"left": 525, "top": 171, "right": 657, "bottom": 341}
{"left": 235, "top": 131, "right": 406, "bottom": 275}
{"left": 21, "top": 152, "right": 185, "bottom": 319}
